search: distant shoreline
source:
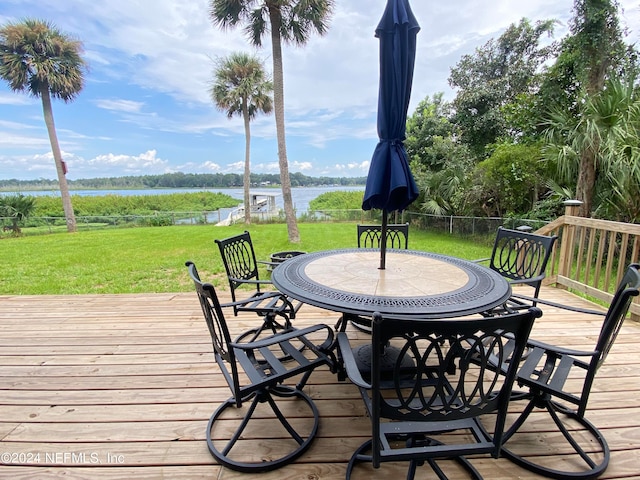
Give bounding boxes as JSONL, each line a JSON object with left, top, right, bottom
{"left": 0, "top": 184, "right": 365, "bottom": 193}
{"left": 0, "top": 172, "right": 367, "bottom": 192}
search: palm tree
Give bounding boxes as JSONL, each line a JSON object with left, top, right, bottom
{"left": 211, "top": 52, "right": 273, "bottom": 224}
{"left": 547, "top": 0, "right": 628, "bottom": 217}
{"left": 0, "top": 193, "right": 36, "bottom": 235}
{"left": 210, "top": 0, "right": 335, "bottom": 242}
{"left": 0, "top": 19, "right": 86, "bottom": 233}
{"left": 542, "top": 75, "right": 640, "bottom": 222}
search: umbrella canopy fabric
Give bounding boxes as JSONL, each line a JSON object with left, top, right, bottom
{"left": 362, "top": 0, "right": 420, "bottom": 213}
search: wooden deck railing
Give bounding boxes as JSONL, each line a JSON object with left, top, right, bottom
{"left": 537, "top": 201, "right": 640, "bottom": 321}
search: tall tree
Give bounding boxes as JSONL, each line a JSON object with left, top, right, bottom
{"left": 542, "top": 75, "right": 640, "bottom": 222}
{"left": 448, "top": 18, "right": 557, "bottom": 157}
{"left": 405, "top": 93, "right": 475, "bottom": 216}
{"left": 0, "top": 19, "right": 86, "bottom": 232}
{"left": 211, "top": 52, "right": 273, "bottom": 224}
{"left": 405, "top": 92, "right": 456, "bottom": 170}
{"left": 543, "top": 0, "right": 629, "bottom": 216}
{"left": 210, "top": 0, "right": 335, "bottom": 242}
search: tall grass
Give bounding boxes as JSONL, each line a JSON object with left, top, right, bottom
{"left": 32, "top": 191, "right": 238, "bottom": 216}
{"left": 0, "top": 223, "right": 493, "bottom": 295}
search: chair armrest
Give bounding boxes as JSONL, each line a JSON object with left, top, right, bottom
{"left": 526, "top": 337, "right": 600, "bottom": 359}
{"left": 509, "top": 274, "right": 544, "bottom": 287}
{"left": 230, "top": 323, "right": 334, "bottom": 351}
{"left": 511, "top": 294, "right": 606, "bottom": 316}
{"left": 219, "top": 291, "right": 284, "bottom": 309}
{"left": 228, "top": 276, "right": 274, "bottom": 286}
{"left": 472, "top": 257, "right": 489, "bottom": 264}
{"left": 257, "top": 260, "right": 279, "bottom": 267}
{"left": 336, "top": 332, "right": 371, "bottom": 389}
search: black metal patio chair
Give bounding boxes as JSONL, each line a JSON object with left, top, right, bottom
{"left": 357, "top": 222, "right": 409, "bottom": 249}
{"left": 337, "top": 223, "right": 410, "bottom": 333}
{"left": 337, "top": 307, "right": 541, "bottom": 479}
{"left": 476, "top": 226, "right": 557, "bottom": 310}
{"left": 185, "top": 261, "right": 336, "bottom": 473}
{"left": 491, "top": 262, "right": 640, "bottom": 479}
{"left": 215, "top": 230, "right": 303, "bottom": 344}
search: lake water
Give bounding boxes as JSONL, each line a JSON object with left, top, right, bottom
{"left": 1, "top": 186, "right": 364, "bottom": 215}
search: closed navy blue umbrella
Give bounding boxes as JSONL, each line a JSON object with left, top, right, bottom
{"left": 362, "top": 0, "right": 420, "bottom": 269}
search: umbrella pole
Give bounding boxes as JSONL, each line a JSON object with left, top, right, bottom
{"left": 380, "top": 210, "right": 388, "bottom": 270}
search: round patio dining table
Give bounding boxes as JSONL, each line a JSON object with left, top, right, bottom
{"left": 271, "top": 248, "right": 511, "bottom": 320}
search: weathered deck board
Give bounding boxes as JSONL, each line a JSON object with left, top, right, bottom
{"left": 1, "top": 288, "right": 640, "bottom": 479}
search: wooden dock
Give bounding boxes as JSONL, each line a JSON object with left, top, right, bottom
{"left": 1, "top": 287, "right": 639, "bottom": 479}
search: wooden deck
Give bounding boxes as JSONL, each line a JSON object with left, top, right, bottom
{"left": 1, "top": 287, "right": 639, "bottom": 479}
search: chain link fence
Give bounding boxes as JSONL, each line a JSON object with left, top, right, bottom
{"left": 1, "top": 209, "right": 549, "bottom": 236}
{"left": 302, "top": 209, "right": 547, "bottom": 236}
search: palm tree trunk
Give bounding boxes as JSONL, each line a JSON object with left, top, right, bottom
{"left": 577, "top": 146, "right": 597, "bottom": 217}
{"left": 242, "top": 101, "right": 251, "bottom": 225}
{"left": 41, "top": 87, "right": 77, "bottom": 233}
{"left": 269, "top": 5, "right": 300, "bottom": 243}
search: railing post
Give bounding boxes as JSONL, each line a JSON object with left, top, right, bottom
{"left": 557, "top": 200, "right": 583, "bottom": 288}
{"left": 564, "top": 199, "right": 583, "bottom": 217}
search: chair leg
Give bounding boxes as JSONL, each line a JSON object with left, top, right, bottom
{"left": 500, "top": 397, "right": 610, "bottom": 479}
{"left": 346, "top": 436, "right": 483, "bottom": 480}
{"left": 206, "top": 386, "right": 320, "bottom": 473}
{"left": 411, "top": 436, "right": 483, "bottom": 480}
{"left": 345, "top": 439, "right": 373, "bottom": 480}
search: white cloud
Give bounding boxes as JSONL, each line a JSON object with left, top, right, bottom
{"left": 94, "top": 99, "right": 145, "bottom": 113}
{"left": 331, "top": 161, "right": 370, "bottom": 176}
{"left": 88, "top": 149, "right": 164, "bottom": 166}
{"left": 226, "top": 161, "right": 244, "bottom": 172}
{"left": 201, "top": 161, "right": 222, "bottom": 172}
{"left": 0, "top": 155, "right": 52, "bottom": 178}
{"left": 0, "top": 93, "right": 34, "bottom": 106}
{"left": 43, "top": 149, "right": 171, "bottom": 177}
{"left": 292, "top": 161, "right": 313, "bottom": 172}
{"left": 0, "top": 133, "right": 49, "bottom": 148}
{"left": 348, "top": 161, "right": 370, "bottom": 172}
{"left": 253, "top": 162, "right": 280, "bottom": 173}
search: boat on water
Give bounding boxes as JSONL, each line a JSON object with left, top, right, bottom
{"left": 216, "top": 192, "right": 281, "bottom": 226}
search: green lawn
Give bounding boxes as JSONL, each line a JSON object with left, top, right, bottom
{"left": 0, "top": 223, "right": 493, "bottom": 295}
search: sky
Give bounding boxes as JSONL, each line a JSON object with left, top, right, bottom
{"left": 1, "top": 1, "right": 639, "bottom": 181}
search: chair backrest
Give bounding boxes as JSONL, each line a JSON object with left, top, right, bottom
{"left": 595, "top": 263, "right": 640, "bottom": 369}
{"left": 185, "top": 261, "right": 240, "bottom": 396}
{"left": 357, "top": 223, "right": 409, "bottom": 249}
{"left": 489, "top": 226, "right": 557, "bottom": 296}
{"left": 369, "top": 308, "right": 540, "bottom": 462}
{"left": 215, "top": 231, "right": 261, "bottom": 301}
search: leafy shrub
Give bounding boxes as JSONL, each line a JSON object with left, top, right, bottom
{"left": 308, "top": 190, "right": 364, "bottom": 210}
